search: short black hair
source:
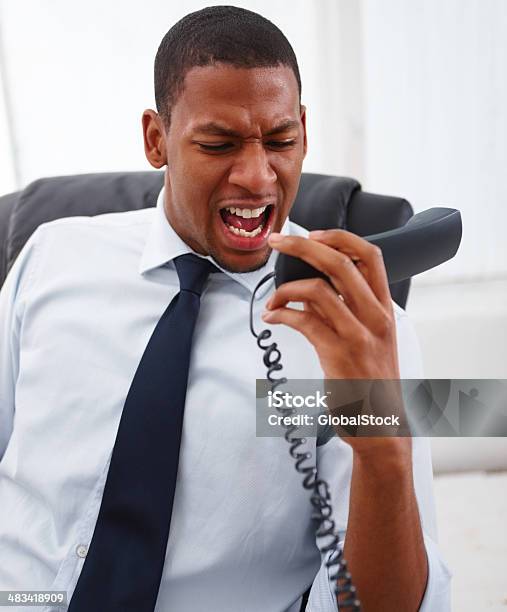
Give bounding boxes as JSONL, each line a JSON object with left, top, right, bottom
{"left": 154, "top": 5, "right": 302, "bottom": 127}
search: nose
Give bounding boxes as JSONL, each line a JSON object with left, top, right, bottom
{"left": 228, "top": 142, "right": 277, "bottom": 193}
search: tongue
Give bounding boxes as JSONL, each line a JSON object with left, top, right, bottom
{"left": 221, "top": 210, "right": 264, "bottom": 231}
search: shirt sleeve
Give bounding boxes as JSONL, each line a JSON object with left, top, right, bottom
{"left": 0, "top": 229, "right": 41, "bottom": 461}
{"left": 304, "top": 305, "right": 452, "bottom": 611}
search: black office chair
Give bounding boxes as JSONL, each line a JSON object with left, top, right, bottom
{"left": 0, "top": 171, "right": 413, "bottom": 307}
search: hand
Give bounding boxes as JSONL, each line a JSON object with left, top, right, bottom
{"left": 264, "top": 229, "right": 400, "bottom": 379}
{"left": 263, "top": 229, "right": 407, "bottom": 454}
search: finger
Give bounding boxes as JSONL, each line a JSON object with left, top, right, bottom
{"left": 266, "top": 278, "right": 365, "bottom": 339}
{"left": 308, "top": 229, "right": 392, "bottom": 311}
{"left": 261, "top": 305, "right": 339, "bottom": 348}
{"left": 269, "top": 234, "right": 371, "bottom": 308}
{"left": 304, "top": 299, "right": 334, "bottom": 331}
{"left": 269, "top": 233, "right": 389, "bottom": 331}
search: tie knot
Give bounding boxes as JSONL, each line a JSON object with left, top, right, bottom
{"left": 173, "top": 254, "right": 218, "bottom": 296}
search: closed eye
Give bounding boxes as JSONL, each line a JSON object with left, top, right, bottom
{"left": 198, "top": 143, "right": 233, "bottom": 151}
{"left": 196, "top": 140, "right": 296, "bottom": 152}
{"left": 267, "top": 140, "right": 296, "bottom": 149}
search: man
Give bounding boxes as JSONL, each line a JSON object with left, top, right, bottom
{"left": 0, "top": 6, "right": 451, "bottom": 611}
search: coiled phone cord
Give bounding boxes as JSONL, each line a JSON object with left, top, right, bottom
{"left": 249, "top": 272, "right": 361, "bottom": 612}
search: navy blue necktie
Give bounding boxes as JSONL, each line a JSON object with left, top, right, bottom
{"left": 68, "top": 254, "right": 217, "bottom": 612}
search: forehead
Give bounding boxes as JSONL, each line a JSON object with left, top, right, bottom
{"left": 170, "top": 63, "right": 301, "bottom": 135}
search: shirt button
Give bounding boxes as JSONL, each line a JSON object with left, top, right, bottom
{"left": 76, "top": 544, "right": 88, "bottom": 558}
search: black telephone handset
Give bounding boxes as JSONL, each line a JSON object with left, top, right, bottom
{"left": 274, "top": 207, "right": 462, "bottom": 287}
{"left": 250, "top": 207, "right": 461, "bottom": 611}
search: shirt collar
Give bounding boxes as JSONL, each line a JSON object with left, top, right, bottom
{"left": 138, "top": 186, "right": 294, "bottom": 297}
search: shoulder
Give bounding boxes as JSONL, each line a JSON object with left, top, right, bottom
{"left": 34, "top": 206, "right": 154, "bottom": 240}
{"left": 30, "top": 207, "right": 155, "bottom": 264}
{"left": 7, "top": 208, "right": 156, "bottom": 298}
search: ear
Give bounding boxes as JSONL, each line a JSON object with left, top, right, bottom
{"left": 142, "top": 109, "right": 167, "bottom": 168}
{"left": 300, "top": 104, "right": 308, "bottom": 158}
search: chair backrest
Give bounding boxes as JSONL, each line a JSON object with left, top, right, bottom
{"left": 0, "top": 171, "right": 412, "bottom": 307}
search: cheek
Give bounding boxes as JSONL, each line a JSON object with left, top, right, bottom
{"left": 271, "top": 150, "right": 304, "bottom": 180}
{"left": 273, "top": 156, "right": 303, "bottom": 204}
{"left": 170, "top": 158, "right": 222, "bottom": 220}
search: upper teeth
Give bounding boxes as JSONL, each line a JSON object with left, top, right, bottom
{"left": 224, "top": 206, "right": 267, "bottom": 218}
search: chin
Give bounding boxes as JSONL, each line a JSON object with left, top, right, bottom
{"left": 210, "top": 247, "right": 272, "bottom": 274}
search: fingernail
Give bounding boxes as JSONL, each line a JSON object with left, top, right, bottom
{"left": 262, "top": 310, "right": 275, "bottom": 321}
{"left": 265, "top": 297, "right": 273, "bottom": 309}
{"left": 309, "top": 230, "right": 326, "bottom": 238}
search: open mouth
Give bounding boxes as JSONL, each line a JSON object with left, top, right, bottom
{"left": 218, "top": 204, "right": 275, "bottom": 250}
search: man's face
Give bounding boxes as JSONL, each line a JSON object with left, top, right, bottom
{"left": 149, "top": 63, "right": 307, "bottom": 272}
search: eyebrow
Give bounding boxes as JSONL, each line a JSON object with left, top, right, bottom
{"left": 192, "top": 119, "right": 300, "bottom": 138}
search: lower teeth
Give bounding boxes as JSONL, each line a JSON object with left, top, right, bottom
{"left": 226, "top": 223, "right": 264, "bottom": 238}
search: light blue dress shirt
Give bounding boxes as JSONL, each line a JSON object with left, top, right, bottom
{"left": 0, "top": 187, "right": 451, "bottom": 611}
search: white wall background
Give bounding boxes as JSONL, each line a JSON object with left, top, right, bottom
{"left": 361, "top": 0, "right": 507, "bottom": 285}
{"left": 0, "top": 33, "right": 16, "bottom": 193}
{"left": 0, "top": 0, "right": 506, "bottom": 472}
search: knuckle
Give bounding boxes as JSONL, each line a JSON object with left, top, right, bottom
{"left": 300, "top": 310, "right": 314, "bottom": 326}
{"left": 309, "top": 277, "right": 327, "bottom": 292}
{"left": 376, "top": 311, "right": 394, "bottom": 335}
{"left": 334, "top": 254, "right": 352, "bottom": 271}
{"left": 372, "top": 245, "right": 383, "bottom": 259}
{"left": 354, "top": 331, "right": 371, "bottom": 349}
{"left": 331, "top": 229, "right": 347, "bottom": 239}
{"left": 301, "top": 310, "right": 322, "bottom": 335}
